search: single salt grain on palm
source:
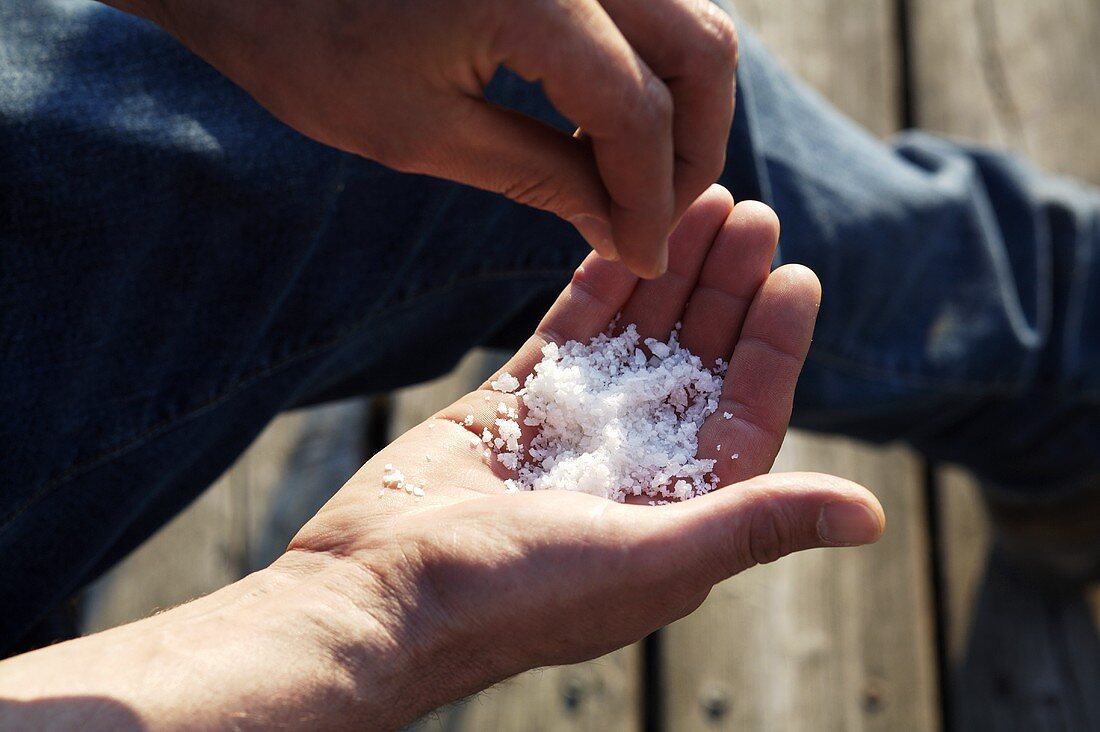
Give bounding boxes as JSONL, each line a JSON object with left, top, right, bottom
{"left": 486, "top": 324, "right": 725, "bottom": 502}
{"left": 382, "top": 464, "right": 406, "bottom": 491}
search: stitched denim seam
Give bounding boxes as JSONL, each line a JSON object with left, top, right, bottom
{"left": 0, "top": 267, "right": 573, "bottom": 536}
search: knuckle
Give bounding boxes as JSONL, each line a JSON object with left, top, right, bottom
{"left": 697, "top": 4, "right": 739, "bottom": 69}
{"left": 699, "top": 6, "right": 734, "bottom": 66}
{"left": 743, "top": 503, "right": 794, "bottom": 566}
{"left": 644, "top": 76, "right": 675, "bottom": 123}
{"left": 501, "top": 174, "right": 569, "bottom": 212}
{"left": 615, "top": 75, "right": 673, "bottom": 138}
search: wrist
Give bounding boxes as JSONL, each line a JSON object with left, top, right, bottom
{"left": 266, "top": 548, "right": 496, "bottom": 728}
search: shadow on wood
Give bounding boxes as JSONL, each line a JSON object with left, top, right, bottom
{"left": 952, "top": 550, "right": 1100, "bottom": 731}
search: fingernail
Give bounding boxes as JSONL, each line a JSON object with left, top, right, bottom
{"left": 655, "top": 239, "right": 669, "bottom": 276}
{"left": 570, "top": 215, "right": 616, "bottom": 260}
{"left": 817, "top": 502, "right": 882, "bottom": 545}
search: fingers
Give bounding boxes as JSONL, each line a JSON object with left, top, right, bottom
{"left": 485, "top": 253, "right": 638, "bottom": 387}
{"left": 599, "top": 0, "right": 739, "bottom": 219}
{"left": 678, "top": 200, "right": 780, "bottom": 365}
{"left": 496, "top": 0, "right": 675, "bottom": 278}
{"left": 700, "top": 264, "right": 821, "bottom": 481}
{"left": 424, "top": 100, "right": 616, "bottom": 258}
{"left": 616, "top": 185, "right": 733, "bottom": 340}
{"left": 423, "top": 0, "right": 736, "bottom": 279}
{"left": 624, "top": 472, "right": 884, "bottom": 587}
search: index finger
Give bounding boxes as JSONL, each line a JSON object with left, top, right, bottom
{"left": 495, "top": 0, "right": 675, "bottom": 278}
{"left": 601, "top": 0, "right": 739, "bottom": 219}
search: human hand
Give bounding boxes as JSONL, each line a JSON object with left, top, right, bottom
{"left": 286, "top": 186, "right": 885, "bottom": 727}
{"left": 116, "top": 0, "right": 738, "bottom": 278}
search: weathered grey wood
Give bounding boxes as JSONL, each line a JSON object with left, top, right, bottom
{"left": 933, "top": 467, "right": 1100, "bottom": 730}
{"left": 663, "top": 434, "right": 939, "bottom": 731}
{"left": 911, "top": 1, "right": 1100, "bottom": 727}
{"left": 241, "top": 400, "right": 370, "bottom": 570}
{"left": 939, "top": 463, "right": 1100, "bottom": 731}
{"left": 395, "top": 349, "right": 643, "bottom": 732}
{"left": 733, "top": 0, "right": 902, "bottom": 136}
{"left": 81, "top": 400, "right": 368, "bottom": 632}
{"left": 948, "top": 547, "right": 1100, "bottom": 731}
{"left": 662, "top": 3, "right": 940, "bottom": 730}
{"left": 934, "top": 467, "right": 992, "bottom": 667}
{"left": 909, "top": 0, "right": 1100, "bottom": 181}
{"left": 407, "top": 654, "right": 640, "bottom": 732}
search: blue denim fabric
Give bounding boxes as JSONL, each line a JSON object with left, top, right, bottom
{"left": 2, "top": 0, "right": 1098, "bottom": 649}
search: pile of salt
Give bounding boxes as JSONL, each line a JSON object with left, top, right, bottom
{"left": 485, "top": 323, "right": 726, "bottom": 502}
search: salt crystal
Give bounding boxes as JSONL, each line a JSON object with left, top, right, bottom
{"left": 463, "top": 414, "right": 474, "bottom": 426}
{"left": 722, "top": 412, "right": 733, "bottom": 420}
{"left": 490, "top": 372, "right": 521, "bottom": 393}
{"left": 382, "top": 465, "right": 406, "bottom": 491}
{"left": 732, "top": 453, "right": 740, "bottom": 460}
{"left": 412, "top": 486, "right": 425, "bottom": 497}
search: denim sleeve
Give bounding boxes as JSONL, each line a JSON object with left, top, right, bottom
{"left": 723, "top": 27, "right": 1100, "bottom": 491}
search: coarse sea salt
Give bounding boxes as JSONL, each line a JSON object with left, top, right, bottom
{"left": 490, "top": 372, "right": 521, "bottom": 393}
{"left": 484, "top": 323, "right": 725, "bottom": 503}
{"left": 381, "top": 463, "right": 425, "bottom": 498}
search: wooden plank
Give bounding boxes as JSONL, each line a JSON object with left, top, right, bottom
{"left": 734, "top": 0, "right": 902, "bottom": 137}
{"left": 909, "top": 0, "right": 1100, "bottom": 727}
{"left": 407, "top": 654, "right": 640, "bottom": 732}
{"left": 661, "top": 3, "right": 941, "bottom": 730}
{"left": 240, "top": 400, "right": 371, "bottom": 571}
{"left": 662, "top": 434, "right": 939, "bottom": 731}
{"left": 395, "top": 349, "right": 642, "bottom": 732}
{"left": 909, "top": 0, "right": 1100, "bottom": 181}
{"left": 81, "top": 400, "right": 368, "bottom": 632}
{"left": 937, "top": 473, "right": 1100, "bottom": 731}
{"left": 933, "top": 467, "right": 991, "bottom": 668}
{"left": 940, "top": 466, "right": 1100, "bottom": 730}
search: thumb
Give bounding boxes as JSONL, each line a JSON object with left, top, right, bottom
{"left": 660, "top": 472, "right": 885, "bottom": 585}
{"left": 415, "top": 98, "right": 617, "bottom": 260}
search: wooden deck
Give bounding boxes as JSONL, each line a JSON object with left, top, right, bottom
{"left": 82, "top": 1, "right": 1100, "bottom": 729}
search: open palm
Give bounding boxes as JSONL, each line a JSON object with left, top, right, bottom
{"left": 287, "top": 186, "right": 884, "bottom": 709}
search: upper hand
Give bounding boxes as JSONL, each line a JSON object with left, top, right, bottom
{"left": 285, "top": 186, "right": 885, "bottom": 726}
{"left": 143, "top": 0, "right": 739, "bottom": 278}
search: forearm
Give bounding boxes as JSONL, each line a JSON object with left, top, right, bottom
{"left": 0, "top": 551, "right": 471, "bottom": 731}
